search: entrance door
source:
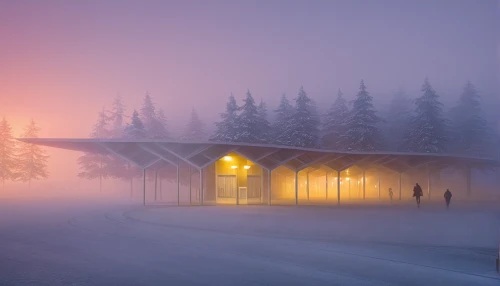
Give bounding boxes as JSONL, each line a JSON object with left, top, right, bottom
{"left": 247, "top": 175, "right": 262, "bottom": 202}
{"left": 217, "top": 175, "right": 237, "bottom": 203}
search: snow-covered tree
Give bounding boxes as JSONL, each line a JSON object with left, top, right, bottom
{"left": 234, "top": 90, "right": 261, "bottom": 143}
{"left": 90, "top": 108, "right": 112, "bottom": 138}
{"left": 77, "top": 109, "right": 113, "bottom": 191}
{"left": 450, "top": 81, "right": 491, "bottom": 156}
{"left": 401, "top": 78, "right": 448, "bottom": 153}
{"left": 139, "top": 93, "right": 168, "bottom": 139}
{"left": 16, "top": 119, "right": 49, "bottom": 187}
{"left": 342, "top": 80, "right": 382, "bottom": 151}
{"left": 181, "top": 108, "right": 205, "bottom": 141}
{"left": 256, "top": 99, "right": 271, "bottom": 143}
{"left": 109, "top": 95, "right": 126, "bottom": 138}
{"left": 272, "top": 94, "right": 295, "bottom": 145}
{"left": 289, "top": 86, "right": 321, "bottom": 148}
{"left": 0, "top": 117, "right": 17, "bottom": 186}
{"left": 124, "top": 110, "right": 147, "bottom": 139}
{"left": 112, "top": 110, "right": 146, "bottom": 192}
{"left": 383, "top": 89, "right": 412, "bottom": 151}
{"left": 140, "top": 92, "right": 156, "bottom": 135}
{"left": 154, "top": 108, "right": 170, "bottom": 139}
{"left": 321, "top": 89, "right": 349, "bottom": 150}
{"left": 210, "top": 93, "right": 240, "bottom": 142}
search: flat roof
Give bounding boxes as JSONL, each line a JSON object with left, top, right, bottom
{"left": 17, "top": 138, "right": 500, "bottom": 172}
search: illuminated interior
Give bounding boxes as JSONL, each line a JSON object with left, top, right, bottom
{"left": 215, "top": 153, "right": 265, "bottom": 205}
{"left": 19, "top": 139, "right": 498, "bottom": 205}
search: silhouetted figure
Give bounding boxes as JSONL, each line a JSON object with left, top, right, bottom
{"left": 388, "top": 188, "right": 393, "bottom": 201}
{"left": 413, "top": 183, "right": 423, "bottom": 208}
{"left": 444, "top": 189, "right": 452, "bottom": 209}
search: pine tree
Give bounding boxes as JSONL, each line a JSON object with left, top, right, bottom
{"left": 155, "top": 108, "right": 170, "bottom": 139}
{"left": 0, "top": 118, "right": 17, "bottom": 186}
{"left": 321, "top": 89, "right": 349, "bottom": 150}
{"left": 210, "top": 93, "right": 240, "bottom": 142}
{"left": 124, "top": 110, "right": 147, "bottom": 139}
{"left": 114, "top": 110, "right": 146, "bottom": 194}
{"left": 383, "top": 89, "right": 412, "bottom": 151}
{"left": 16, "top": 119, "right": 49, "bottom": 187}
{"left": 401, "top": 78, "right": 448, "bottom": 153}
{"left": 90, "top": 108, "right": 112, "bottom": 138}
{"left": 109, "top": 95, "right": 126, "bottom": 138}
{"left": 234, "top": 90, "right": 261, "bottom": 143}
{"left": 181, "top": 108, "right": 205, "bottom": 140}
{"left": 77, "top": 109, "right": 113, "bottom": 191}
{"left": 256, "top": 99, "right": 271, "bottom": 143}
{"left": 343, "top": 80, "right": 382, "bottom": 151}
{"left": 140, "top": 92, "right": 168, "bottom": 139}
{"left": 272, "top": 94, "right": 295, "bottom": 145}
{"left": 140, "top": 92, "right": 156, "bottom": 136}
{"left": 289, "top": 86, "right": 321, "bottom": 148}
{"left": 450, "top": 81, "right": 491, "bottom": 156}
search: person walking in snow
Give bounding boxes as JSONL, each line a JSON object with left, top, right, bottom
{"left": 444, "top": 189, "right": 452, "bottom": 209}
{"left": 413, "top": 183, "right": 423, "bottom": 208}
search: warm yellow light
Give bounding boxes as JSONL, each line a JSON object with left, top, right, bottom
{"left": 243, "top": 165, "right": 251, "bottom": 170}
{"left": 374, "top": 185, "right": 377, "bottom": 187}
{"left": 231, "top": 165, "right": 238, "bottom": 169}
{"left": 224, "top": 156, "right": 232, "bottom": 161}
{"left": 346, "top": 177, "right": 350, "bottom": 181}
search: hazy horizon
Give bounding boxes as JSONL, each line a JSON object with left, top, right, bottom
{"left": 1, "top": 0, "right": 499, "bottom": 139}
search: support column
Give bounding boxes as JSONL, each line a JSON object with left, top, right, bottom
{"left": 362, "top": 170, "right": 366, "bottom": 200}
{"left": 337, "top": 171, "right": 341, "bottom": 205}
{"left": 466, "top": 165, "right": 472, "bottom": 198}
{"left": 378, "top": 174, "right": 381, "bottom": 200}
{"left": 188, "top": 167, "right": 192, "bottom": 205}
{"left": 325, "top": 171, "right": 328, "bottom": 200}
{"left": 306, "top": 172, "right": 310, "bottom": 201}
{"left": 260, "top": 169, "right": 264, "bottom": 204}
{"left": 176, "top": 165, "right": 180, "bottom": 206}
{"left": 236, "top": 168, "right": 239, "bottom": 206}
{"left": 267, "top": 169, "right": 271, "bottom": 206}
{"left": 295, "top": 171, "right": 299, "bottom": 205}
{"left": 154, "top": 169, "right": 158, "bottom": 201}
{"left": 143, "top": 168, "right": 146, "bottom": 206}
{"left": 398, "top": 172, "right": 402, "bottom": 200}
{"left": 200, "top": 168, "right": 204, "bottom": 206}
{"left": 427, "top": 164, "right": 431, "bottom": 201}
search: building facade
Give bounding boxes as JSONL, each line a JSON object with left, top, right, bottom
{"left": 20, "top": 138, "right": 500, "bottom": 205}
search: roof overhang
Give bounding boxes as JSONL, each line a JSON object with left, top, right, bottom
{"left": 17, "top": 138, "right": 500, "bottom": 172}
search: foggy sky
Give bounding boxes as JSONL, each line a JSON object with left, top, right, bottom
{"left": 1, "top": 0, "right": 499, "bottom": 137}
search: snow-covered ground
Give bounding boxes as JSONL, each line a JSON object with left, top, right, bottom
{"left": 1, "top": 199, "right": 499, "bottom": 285}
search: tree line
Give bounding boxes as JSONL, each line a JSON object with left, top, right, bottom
{"left": 0, "top": 118, "right": 49, "bottom": 187}
{"left": 212, "top": 78, "right": 497, "bottom": 156}
{"left": 77, "top": 94, "right": 206, "bottom": 192}
{"left": 3, "top": 77, "right": 492, "bottom": 191}
{"left": 81, "top": 78, "right": 497, "bottom": 191}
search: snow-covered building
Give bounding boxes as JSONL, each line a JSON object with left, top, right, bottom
{"left": 19, "top": 138, "right": 500, "bottom": 205}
